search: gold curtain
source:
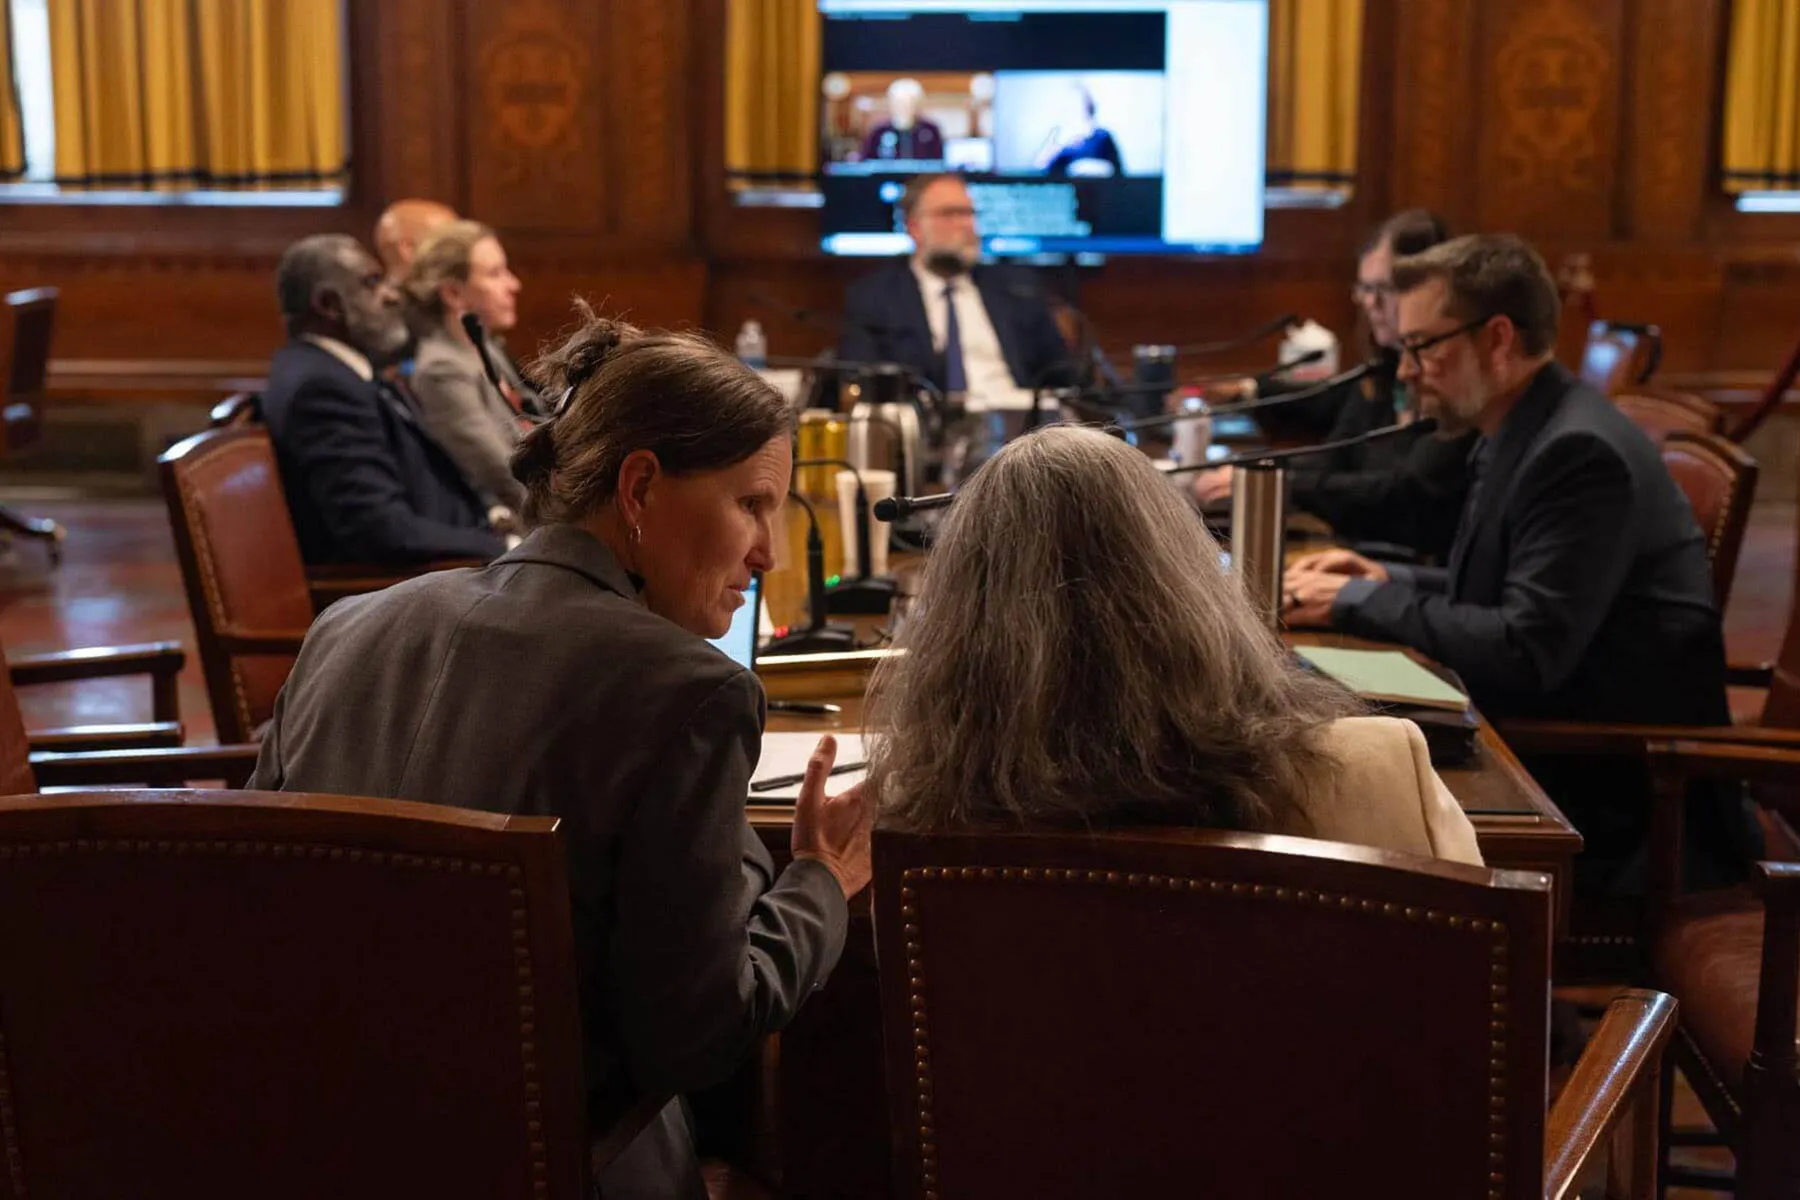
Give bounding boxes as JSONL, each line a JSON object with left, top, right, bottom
{"left": 1266, "top": 0, "right": 1363, "bottom": 191}
{"left": 725, "top": 0, "right": 821, "bottom": 187}
{"left": 48, "top": 0, "right": 346, "bottom": 190}
{"left": 0, "top": 0, "right": 24, "bottom": 179}
{"left": 1722, "top": 0, "right": 1800, "bottom": 193}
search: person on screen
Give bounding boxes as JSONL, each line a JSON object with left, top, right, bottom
{"left": 862, "top": 425, "right": 1481, "bottom": 865}
{"left": 252, "top": 307, "right": 873, "bottom": 1200}
{"left": 1034, "top": 83, "right": 1123, "bottom": 178}
{"left": 859, "top": 77, "right": 945, "bottom": 162}
{"left": 838, "top": 173, "right": 1072, "bottom": 413}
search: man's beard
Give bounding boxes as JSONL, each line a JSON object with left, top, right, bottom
{"left": 922, "top": 248, "right": 973, "bottom": 277}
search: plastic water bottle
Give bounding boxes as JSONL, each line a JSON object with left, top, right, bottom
{"left": 735, "top": 319, "right": 768, "bottom": 369}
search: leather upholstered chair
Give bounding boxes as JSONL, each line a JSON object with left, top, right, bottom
{"left": 1613, "top": 387, "right": 1723, "bottom": 443}
{"left": 1580, "top": 320, "right": 1664, "bottom": 394}
{"left": 0, "top": 789, "right": 593, "bottom": 1198}
{"left": 158, "top": 426, "right": 313, "bottom": 745}
{"left": 208, "top": 390, "right": 261, "bottom": 427}
{"left": 0, "top": 287, "right": 65, "bottom": 565}
{"left": 1637, "top": 745, "right": 1800, "bottom": 1197}
{"left": 872, "top": 827, "right": 1676, "bottom": 1199}
{"left": 1659, "top": 430, "right": 1758, "bottom": 610}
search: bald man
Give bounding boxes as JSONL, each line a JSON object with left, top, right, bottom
{"left": 374, "top": 198, "right": 457, "bottom": 280}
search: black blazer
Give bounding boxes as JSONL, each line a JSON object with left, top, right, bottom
{"left": 250, "top": 525, "right": 847, "bottom": 1199}
{"left": 261, "top": 341, "right": 506, "bottom": 565}
{"left": 838, "top": 261, "right": 1075, "bottom": 393}
{"left": 1289, "top": 359, "right": 1477, "bottom": 562}
{"left": 1335, "top": 362, "right": 1727, "bottom": 728}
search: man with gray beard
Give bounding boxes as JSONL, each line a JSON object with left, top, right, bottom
{"left": 261, "top": 234, "right": 506, "bottom": 565}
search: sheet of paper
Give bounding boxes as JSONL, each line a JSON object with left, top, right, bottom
{"left": 1293, "top": 646, "right": 1470, "bottom": 711}
{"left": 749, "top": 731, "right": 871, "bottom": 800}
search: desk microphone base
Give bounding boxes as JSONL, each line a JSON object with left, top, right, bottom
{"left": 762, "top": 623, "right": 859, "bottom": 657}
{"left": 825, "top": 575, "right": 898, "bottom": 616}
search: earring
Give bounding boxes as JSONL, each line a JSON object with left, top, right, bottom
{"left": 629, "top": 523, "right": 642, "bottom": 547}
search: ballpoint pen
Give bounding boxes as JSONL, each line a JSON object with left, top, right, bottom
{"left": 766, "top": 700, "right": 843, "bottom": 715}
{"left": 750, "top": 760, "right": 869, "bottom": 793}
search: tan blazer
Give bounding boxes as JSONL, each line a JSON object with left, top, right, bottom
{"left": 1295, "top": 716, "right": 1484, "bottom": 866}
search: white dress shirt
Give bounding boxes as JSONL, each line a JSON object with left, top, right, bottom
{"left": 300, "top": 333, "right": 374, "bottom": 382}
{"left": 909, "top": 260, "right": 1031, "bottom": 412}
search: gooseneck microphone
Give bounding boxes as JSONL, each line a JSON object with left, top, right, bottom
{"left": 462, "top": 313, "right": 505, "bottom": 390}
{"left": 1111, "top": 359, "right": 1374, "bottom": 435}
{"left": 793, "top": 457, "right": 898, "bottom": 615}
{"left": 760, "top": 491, "right": 859, "bottom": 657}
{"left": 873, "top": 492, "right": 954, "bottom": 522}
{"left": 872, "top": 419, "right": 1439, "bottom": 523}
{"left": 1172, "top": 313, "right": 1300, "bottom": 357}
{"left": 1158, "top": 418, "right": 1439, "bottom": 475}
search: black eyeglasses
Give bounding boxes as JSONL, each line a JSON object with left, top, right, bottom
{"left": 1350, "top": 280, "right": 1395, "bottom": 303}
{"left": 1397, "top": 315, "right": 1493, "bottom": 370}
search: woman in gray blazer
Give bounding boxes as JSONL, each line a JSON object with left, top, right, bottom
{"left": 402, "top": 220, "right": 541, "bottom": 514}
{"left": 249, "top": 309, "right": 873, "bottom": 1200}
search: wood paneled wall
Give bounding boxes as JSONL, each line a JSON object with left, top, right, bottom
{"left": 1, "top": 0, "right": 1796, "bottom": 389}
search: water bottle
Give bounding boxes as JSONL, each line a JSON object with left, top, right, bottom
{"left": 735, "top": 319, "right": 768, "bottom": 369}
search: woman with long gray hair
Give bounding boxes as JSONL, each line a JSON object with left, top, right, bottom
{"left": 865, "top": 425, "right": 1481, "bottom": 862}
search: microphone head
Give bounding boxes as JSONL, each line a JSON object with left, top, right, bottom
{"left": 872, "top": 496, "right": 903, "bottom": 522}
{"left": 460, "top": 312, "right": 486, "bottom": 344}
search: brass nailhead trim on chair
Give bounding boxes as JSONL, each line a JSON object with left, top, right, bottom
{"left": 0, "top": 838, "right": 545, "bottom": 1197}
{"left": 178, "top": 458, "right": 262, "bottom": 739}
{"left": 898, "top": 865, "right": 1512, "bottom": 1199}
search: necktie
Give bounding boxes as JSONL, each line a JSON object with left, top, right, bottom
{"left": 1446, "top": 439, "right": 1491, "bottom": 589}
{"left": 942, "top": 282, "right": 967, "bottom": 394}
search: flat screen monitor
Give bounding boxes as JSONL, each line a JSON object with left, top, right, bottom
{"left": 818, "top": 0, "right": 1269, "bottom": 259}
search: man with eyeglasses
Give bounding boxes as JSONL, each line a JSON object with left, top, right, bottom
{"left": 838, "top": 173, "right": 1074, "bottom": 419}
{"left": 1281, "top": 233, "right": 1749, "bottom": 890}
{"left": 1189, "top": 209, "right": 1474, "bottom": 561}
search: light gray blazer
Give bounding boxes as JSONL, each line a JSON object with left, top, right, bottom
{"left": 249, "top": 525, "right": 847, "bottom": 1200}
{"left": 409, "top": 329, "right": 532, "bottom": 510}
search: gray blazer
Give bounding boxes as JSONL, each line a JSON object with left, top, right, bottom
{"left": 409, "top": 329, "right": 532, "bottom": 510}
{"left": 249, "top": 525, "right": 848, "bottom": 1200}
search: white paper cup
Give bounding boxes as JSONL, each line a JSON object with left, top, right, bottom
{"left": 837, "top": 469, "right": 896, "bottom": 577}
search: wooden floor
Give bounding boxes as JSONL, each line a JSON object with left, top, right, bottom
{"left": 0, "top": 487, "right": 1787, "bottom": 1195}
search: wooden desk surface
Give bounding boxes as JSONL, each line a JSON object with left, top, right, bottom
{"left": 753, "top": 645, "right": 1581, "bottom": 931}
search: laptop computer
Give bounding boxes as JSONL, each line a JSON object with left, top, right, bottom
{"left": 707, "top": 574, "right": 762, "bottom": 670}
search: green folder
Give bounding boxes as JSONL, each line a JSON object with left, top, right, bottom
{"left": 1293, "top": 646, "right": 1471, "bottom": 712}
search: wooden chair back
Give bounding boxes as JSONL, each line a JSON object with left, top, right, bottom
{"left": 1579, "top": 319, "right": 1663, "bottom": 393}
{"left": 209, "top": 390, "right": 262, "bottom": 427}
{"left": 1761, "top": 497, "right": 1800, "bottom": 730}
{"left": 158, "top": 426, "right": 313, "bottom": 743}
{"left": 1613, "top": 386, "right": 1722, "bottom": 442}
{"left": 0, "top": 639, "right": 37, "bottom": 796}
{"left": 1659, "top": 430, "right": 1759, "bottom": 611}
{"left": 0, "top": 287, "right": 57, "bottom": 455}
{"left": 0, "top": 789, "right": 588, "bottom": 1199}
{"left": 873, "top": 827, "right": 1553, "bottom": 1200}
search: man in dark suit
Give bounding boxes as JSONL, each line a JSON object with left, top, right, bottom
{"left": 838, "top": 173, "right": 1073, "bottom": 410}
{"left": 262, "top": 234, "right": 506, "bottom": 565}
{"left": 1282, "top": 234, "right": 1747, "bottom": 883}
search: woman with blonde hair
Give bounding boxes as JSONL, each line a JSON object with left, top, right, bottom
{"left": 402, "top": 219, "right": 540, "bottom": 515}
{"left": 866, "top": 424, "right": 1481, "bottom": 863}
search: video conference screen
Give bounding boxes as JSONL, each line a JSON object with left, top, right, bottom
{"left": 817, "top": 0, "right": 1269, "bottom": 259}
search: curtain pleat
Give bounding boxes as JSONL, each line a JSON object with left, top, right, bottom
{"left": 1722, "top": 0, "right": 1800, "bottom": 193}
{"left": 47, "top": 0, "right": 346, "bottom": 190}
{"left": 1266, "top": 0, "right": 1362, "bottom": 191}
{"left": 725, "top": 0, "right": 821, "bottom": 186}
{"left": 0, "top": 0, "right": 24, "bottom": 179}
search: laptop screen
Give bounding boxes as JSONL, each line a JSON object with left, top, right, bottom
{"left": 707, "top": 575, "right": 762, "bottom": 669}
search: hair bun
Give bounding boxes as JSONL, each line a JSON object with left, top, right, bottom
{"left": 529, "top": 302, "right": 638, "bottom": 399}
